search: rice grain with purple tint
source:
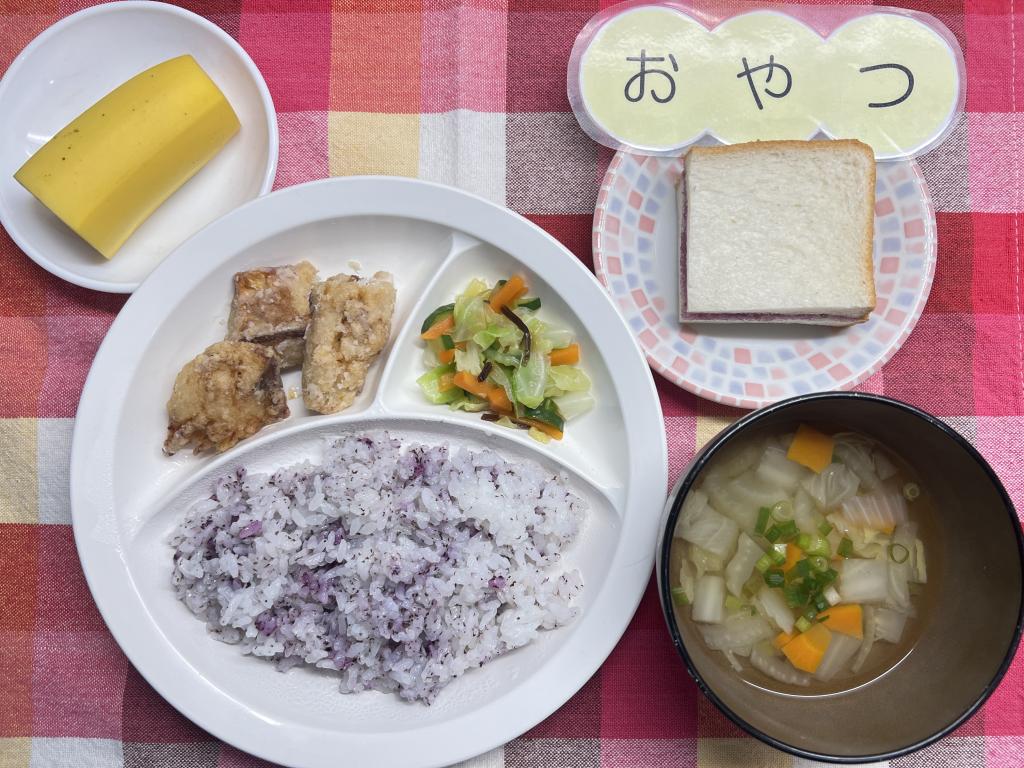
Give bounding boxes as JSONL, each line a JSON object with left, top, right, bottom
{"left": 170, "top": 431, "right": 585, "bottom": 703}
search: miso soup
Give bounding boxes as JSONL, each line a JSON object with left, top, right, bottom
{"left": 670, "top": 425, "right": 937, "bottom": 694}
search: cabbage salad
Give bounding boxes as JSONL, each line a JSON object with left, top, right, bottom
{"left": 673, "top": 425, "right": 928, "bottom": 687}
{"left": 417, "top": 275, "right": 594, "bottom": 441}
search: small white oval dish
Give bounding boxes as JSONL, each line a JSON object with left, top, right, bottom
{"left": 0, "top": 1, "right": 278, "bottom": 293}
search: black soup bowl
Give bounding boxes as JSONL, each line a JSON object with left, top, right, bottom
{"left": 656, "top": 392, "right": 1023, "bottom": 762}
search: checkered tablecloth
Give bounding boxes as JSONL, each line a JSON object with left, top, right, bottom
{"left": 1, "top": 0, "right": 1022, "bottom": 766}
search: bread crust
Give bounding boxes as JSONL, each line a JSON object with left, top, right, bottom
{"left": 682, "top": 139, "right": 876, "bottom": 324}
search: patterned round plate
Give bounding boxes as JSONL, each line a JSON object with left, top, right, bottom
{"left": 593, "top": 151, "right": 937, "bottom": 409}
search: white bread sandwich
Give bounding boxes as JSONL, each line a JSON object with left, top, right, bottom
{"left": 679, "top": 140, "right": 876, "bottom": 325}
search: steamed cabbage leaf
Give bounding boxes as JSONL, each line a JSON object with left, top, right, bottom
{"left": 725, "top": 533, "right": 763, "bottom": 597}
{"left": 453, "top": 291, "right": 488, "bottom": 342}
{"left": 472, "top": 312, "right": 521, "bottom": 351}
{"left": 755, "top": 445, "right": 809, "bottom": 492}
{"left": 801, "top": 463, "right": 860, "bottom": 509}
{"left": 554, "top": 391, "right": 594, "bottom": 421}
{"left": 834, "top": 434, "right": 882, "bottom": 491}
{"left": 688, "top": 545, "right": 725, "bottom": 578}
{"left": 839, "top": 557, "right": 889, "bottom": 603}
{"left": 512, "top": 347, "right": 548, "bottom": 408}
{"left": 751, "top": 643, "right": 811, "bottom": 686}
{"left": 537, "top": 322, "right": 573, "bottom": 351}
{"left": 454, "top": 341, "right": 484, "bottom": 376}
{"left": 700, "top": 615, "right": 773, "bottom": 650}
{"left": 546, "top": 365, "right": 591, "bottom": 395}
{"left": 675, "top": 491, "right": 739, "bottom": 561}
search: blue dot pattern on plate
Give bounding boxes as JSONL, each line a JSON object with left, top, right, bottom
{"left": 592, "top": 152, "right": 937, "bottom": 409}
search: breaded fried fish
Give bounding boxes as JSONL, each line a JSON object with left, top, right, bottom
{"left": 302, "top": 272, "right": 395, "bottom": 414}
{"left": 164, "top": 341, "right": 289, "bottom": 454}
{"left": 227, "top": 261, "right": 317, "bottom": 368}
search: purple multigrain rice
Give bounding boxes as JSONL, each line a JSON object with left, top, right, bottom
{"left": 170, "top": 431, "right": 585, "bottom": 703}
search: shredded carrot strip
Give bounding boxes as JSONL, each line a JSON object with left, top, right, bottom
{"left": 487, "top": 387, "right": 512, "bottom": 412}
{"left": 489, "top": 276, "right": 526, "bottom": 312}
{"left": 549, "top": 343, "right": 581, "bottom": 366}
{"left": 438, "top": 348, "right": 456, "bottom": 365}
{"left": 421, "top": 314, "right": 454, "bottom": 340}
{"left": 521, "top": 418, "right": 563, "bottom": 440}
{"left": 452, "top": 371, "right": 492, "bottom": 400}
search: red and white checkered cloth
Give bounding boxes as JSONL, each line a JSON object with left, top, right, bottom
{"left": 1, "top": 1, "right": 1021, "bottom": 766}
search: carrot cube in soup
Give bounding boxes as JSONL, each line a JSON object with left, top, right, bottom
{"left": 782, "top": 543, "right": 802, "bottom": 573}
{"left": 818, "top": 604, "right": 863, "bottom": 639}
{"left": 787, "top": 424, "right": 834, "bottom": 473}
{"left": 773, "top": 631, "right": 794, "bottom": 650}
{"left": 781, "top": 623, "right": 832, "bottom": 673}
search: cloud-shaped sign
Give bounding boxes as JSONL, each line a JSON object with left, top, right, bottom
{"left": 569, "top": 6, "right": 963, "bottom": 160}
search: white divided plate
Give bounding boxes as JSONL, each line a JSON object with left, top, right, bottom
{"left": 0, "top": 1, "right": 277, "bottom": 293}
{"left": 593, "top": 151, "right": 937, "bottom": 409}
{"left": 71, "top": 178, "right": 667, "bottom": 768}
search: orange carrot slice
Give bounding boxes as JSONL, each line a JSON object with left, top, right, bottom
{"left": 787, "top": 424, "right": 834, "bottom": 473}
{"left": 438, "top": 348, "right": 456, "bottom": 365}
{"left": 549, "top": 343, "right": 581, "bottom": 366}
{"left": 781, "top": 623, "right": 832, "bottom": 673}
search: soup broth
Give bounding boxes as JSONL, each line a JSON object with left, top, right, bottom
{"left": 670, "top": 425, "right": 939, "bottom": 695}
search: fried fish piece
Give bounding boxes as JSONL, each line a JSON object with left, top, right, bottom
{"left": 302, "top": 272, "right": 396, "bottom": 414}
{"left": 226, "top": 261, "right": 318, "bottom": 368}
{"left": 164, "top": 341, "right": 289, "bottom": 455}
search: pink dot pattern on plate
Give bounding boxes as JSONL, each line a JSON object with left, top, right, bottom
{"left": 592, "top": 153, "right": 937, "bottom": 409}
